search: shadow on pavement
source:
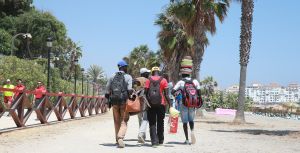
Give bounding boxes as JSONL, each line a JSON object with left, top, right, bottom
{"left": 166, "top": 141, "right": 187, "bottom": 145}
{"left": 124, "top": 138, "right": 151, "bottom": 142}
{"left": 99, "top": 143, "right": 153, "bottom": 148}
{"left": 196, "top": 120, "right": 255, "bottom": 125}
{"left": 211, "top": 129, "right": 299, "bottom": 136}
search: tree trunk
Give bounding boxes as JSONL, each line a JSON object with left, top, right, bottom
{"left": 234, "top": 65, "right": 247, "bottom": 123}
{"left": 234, "top": 0, "right": 254, "bottom": 124}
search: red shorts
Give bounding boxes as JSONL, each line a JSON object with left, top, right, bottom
{"left": 4, "top": 96, "right": 13, "bottom": 103}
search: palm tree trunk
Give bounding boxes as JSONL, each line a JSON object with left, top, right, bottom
{"left": 234, "top": 65, "right": 247, "bottom": 123}
{"left": 234, "top": 0, "right": 254, "bottom": 124}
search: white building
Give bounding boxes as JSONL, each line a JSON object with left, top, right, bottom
{"left": 227, "top": 83, "right": 300, "bottom": 104}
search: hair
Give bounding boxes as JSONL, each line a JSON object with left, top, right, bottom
{"left": 151, "top": 71, "right": 160, "bottom": 76}
{"left": 182, "top": 74, "right": 191, "bottom": 78}
{"left": 119, "top": 66, "right": 128, "bottom": 73}
{"left": 141, "top": 72, "right": 150, "bottom": 78}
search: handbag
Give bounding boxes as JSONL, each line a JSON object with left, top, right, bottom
{"left": 125, "top": 94, "right": 141, "bottom": 114}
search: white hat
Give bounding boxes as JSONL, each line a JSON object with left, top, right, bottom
{"left": 6, "top": 79, "right": 10, "bottom": 82}
{"left": 140, "top": 68, "right": 150, "bottom": 74}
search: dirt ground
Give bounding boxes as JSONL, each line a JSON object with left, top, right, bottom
{"left": 0, "top": 111, "right": 299, "bottom": 153}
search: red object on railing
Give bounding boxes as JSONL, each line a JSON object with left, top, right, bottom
{"left": 0, "top": 87, "right": 108, "bottom": 127}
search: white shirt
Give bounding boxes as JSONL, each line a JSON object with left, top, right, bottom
{"left": 173, "top": 77, "right": 201, "bottom": 91}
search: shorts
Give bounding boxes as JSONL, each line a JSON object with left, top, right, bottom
{"left": 4, "top": 96, "right": 13, "bottom": 103}
{"left": 180, "top": 103, "right": 196, "bottom": 123}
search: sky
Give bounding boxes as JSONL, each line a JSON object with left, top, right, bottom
{"left": 33, "top": 0, "right": 300, "bottom": 89}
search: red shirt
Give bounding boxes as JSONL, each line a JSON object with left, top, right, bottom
{"left": 145, "top": 76, "right": 168, "bottom": 105}
{"left": 34, "top": 85, "right": 47, "bottom": 99}
{"left": 14, "top": 84, "right": 25, "bottom": 97}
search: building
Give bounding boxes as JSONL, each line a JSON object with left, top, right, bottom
{"left": 227, "top": 83, "right": 300, "bottom": 104}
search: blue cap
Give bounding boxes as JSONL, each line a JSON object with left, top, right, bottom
{"left": 117, "top": 60, "right": 128, "bottom": 68}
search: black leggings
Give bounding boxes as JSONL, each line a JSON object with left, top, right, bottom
{"left": 183, "top": 121, "right": 194, "bottom": 140}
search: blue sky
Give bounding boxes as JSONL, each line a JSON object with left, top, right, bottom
{"left": 34, "top": 0, "right": 300, "bottom": 88}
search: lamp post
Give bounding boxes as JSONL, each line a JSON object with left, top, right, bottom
{"left": 81, "top": 68, "right": 84, "bottom": 94}
{"left": 74, "top": 58, "right": 79, "bottom": 94}
{"left": 86, "top": 74, "right": 90, "bottom": 95}
{"left": 46, "top": 37, "right": 52, "bottom": 92}
{"left": 11, "top": 33, "right": 32, "bottom": 56}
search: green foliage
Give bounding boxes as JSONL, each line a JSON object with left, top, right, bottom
{"left": 0, "top": 9, "right": 68, "bottom": 58}
{"left": 210, "top": 91, "right": 254, "bottom": 111}
{"left": 0, "top": 28, "right": 12, "bottom": 55}
{"left": 0, "top": 0, "right": 33, "bottom": 17}
{"left": 124, "top": 45, "right": 161, "bottom": 78}
{"left": 0, "top": 56, "right": 73, "bottom": 94}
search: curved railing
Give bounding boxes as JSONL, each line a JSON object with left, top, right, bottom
{"left": 0, "top": 87, "right": 108, "bottom": 127}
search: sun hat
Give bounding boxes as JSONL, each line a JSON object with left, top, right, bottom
{"left": 151, "top": 67, "right": 160, "bottom": 72}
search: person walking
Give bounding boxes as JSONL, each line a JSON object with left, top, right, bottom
{"left": 145, "top": 67, "right": 171, "bottom": 147}
{"left": 33, "top": 81, "right": 47, "bottom": 108}
{"left": 134, "top": 68, "right": 150, "bottom": 144}
{"left": 105, "top": 60, "right": 133, "bottom": 148}
{"left": 3, "top": 79, "right": 15, "bottom": 109}
{"left": 14, "top": 79, "right": 26, "bottom": 99}
{"left": 172, "top": 68, "right": 201, "bottom": 145}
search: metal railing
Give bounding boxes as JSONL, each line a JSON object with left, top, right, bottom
{"left": 0, "top": 87, "right": 108, "bottom": 127}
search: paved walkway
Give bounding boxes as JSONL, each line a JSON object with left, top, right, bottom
{"left": 0, "top": 110, "right": 300, "bottom": 153}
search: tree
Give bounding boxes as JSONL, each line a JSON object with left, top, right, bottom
{"left": 0, "top": 28, "right": 12, "bottom": 55}
{"left": 87, "top": 65, "right": 106, "bottom": 95}
{"left": 0, "top": 0, "right": 33, "bottom": 17}
{"left": 166, "top": 0, "right": 229, "bottom": 80}
{"left": 234, "top": 0, "right": 254, "bottom": 124}
{"left": 124, "top": 45, "right": 160, "bottom": 78}
{"left": 201, "top": 76, "right": 218, "bottom": 110}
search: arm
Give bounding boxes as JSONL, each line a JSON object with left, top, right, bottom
{"left": 163, "top": 88, "right": 171, "bottom": 107}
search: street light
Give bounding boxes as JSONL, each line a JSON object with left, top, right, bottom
{"left": 11, "top": 33, "right": 32, "bottom": 56}
{"left": 81, "top": 68, "right": 84, "bottom": 94}
{"left": 46, "top": 37, "right": 53, "bottom": 92}
{"left": 74, "top": 58, "right": 79, "bottom": 94}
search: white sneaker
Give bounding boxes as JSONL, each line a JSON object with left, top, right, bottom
{"left": 191, "top": 131, "right": 196, "bottom": 144}
{"left": 118, "top": 139, "right": 125, "bottom": 148}
{"left": 184, "top": 140, "right": 191, "bottom": 145}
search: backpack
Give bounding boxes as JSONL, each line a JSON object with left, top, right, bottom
{"left": 182, "top": 79, "right": 203, "bottom": 108}
{"left": 110, "top": 72, "right": 128, "bottom": 103}
{"left": 147, "top": 77, "right": 163, "bottom": 107}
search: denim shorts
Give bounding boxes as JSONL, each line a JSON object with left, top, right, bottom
{"left": 180, "top": 103, "right": 196, "bottom": 123}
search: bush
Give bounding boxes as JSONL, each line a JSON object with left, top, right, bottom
{"left": 0, "top": 56, "right": 73, "bottom": 93}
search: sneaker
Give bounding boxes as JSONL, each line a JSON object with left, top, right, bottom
{"left": 117, "top": 139, "right": 125, "bottom": 148}
{"left": 152, "top": 144, "right": 159, "bottom": 148}
{"left": 184, "top": 140, "right": 191, "bottom": 145}
{"left": 191, "top": 131, "right": 196, "bottom": 144}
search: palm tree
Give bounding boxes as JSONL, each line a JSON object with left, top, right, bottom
{"left": 233, "top": 0, "right": 254, "bottom": 124}
{"left": 201, "top": 76, "right": 218, "bottom": 110}
{"left": 124, "top": 45, "right": 160, "bottom": 78}
{"left": 166, "top": 0, "right": 229, "bottom": 80}
{"left": 87, "top": 64, "right": 106, "bottom": 95}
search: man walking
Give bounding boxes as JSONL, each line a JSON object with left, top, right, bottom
{"left": 145, "top": 67, "right": 171, "bottom": 147}
{"left": 3, "top": 79, "right": 15, "bottom": 109}
{"left": 105, "top": 60, "right": 133, "bottom": 148}
{"left": 134, "top": 68, "right": 150, "bottom": 144}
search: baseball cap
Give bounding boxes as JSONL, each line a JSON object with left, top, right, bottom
{"left": 140, "top": 68, "right": 150, "bottom": 74}
{"left": 151, "top": 67, "right": 160, "bottom": 72}
{"left": 6, "top": 79, "right": 10, "bottom": 82}
{"left": 117, "top": 60, "right": 128, "bottom": 68}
